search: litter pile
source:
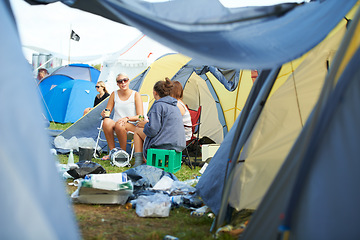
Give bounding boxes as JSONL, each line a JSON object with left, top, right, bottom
{"left": 57, "top": 162, "right": 209, "bottom": 218}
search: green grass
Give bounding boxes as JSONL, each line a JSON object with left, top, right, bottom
{"left": 51, "top": 122, "right": 240, "bottom": 240}
{"left": 49, "top": 121, "right": 72, "bottom": 130}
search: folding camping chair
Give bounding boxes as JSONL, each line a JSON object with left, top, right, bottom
{"left": 93, "top": 94, "right": 150, "bottom": 162}
{"left": 182, "top": 106, "right": 202, "bottom": 169}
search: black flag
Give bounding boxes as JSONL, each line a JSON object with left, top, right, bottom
{"left": 70, "top": 30, "right": 80, "bottom": 41}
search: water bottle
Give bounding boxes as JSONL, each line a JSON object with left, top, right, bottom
{"left": 68, "top": 149, "right": 74, "bottom": 165}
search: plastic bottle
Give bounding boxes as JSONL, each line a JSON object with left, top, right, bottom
{"left": 170, "top": 196, "right": 183, "bottom": 207}
{"left": 163, "top": 235, "right": 179, "bottom": 240}
{"left": 68, "top": 149, "right": 74, "bottom": 165}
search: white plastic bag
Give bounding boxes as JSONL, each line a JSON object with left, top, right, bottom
{"left": 152, "top": 176, "right": 174, "bottom": 190}
{"left": 135, "top": 193, "right": 171, "bottom": 217}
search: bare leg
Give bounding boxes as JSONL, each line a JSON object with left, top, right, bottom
{"left": 134, "top": 126, "right": 146, "bottom": 152}
{"left": 114, "top": 122, "right": 137, "bottom": 150}
{"left": 83, "top": 107, "right": 92, "bottom": 116}
{"left": 114, "top": 123, "right": 127, "bottom": 150}
{"left": 102, "top": 118, "right": 116, "bottom": 150}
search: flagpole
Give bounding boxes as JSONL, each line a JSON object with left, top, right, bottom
{"left": 68, "top": 25, "right": 71, "bottom": 64}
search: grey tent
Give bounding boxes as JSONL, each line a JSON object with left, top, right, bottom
{"left": 1, "top": 1, "right": 79, "bottom": 239}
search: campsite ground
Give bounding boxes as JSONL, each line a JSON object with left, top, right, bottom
{"left": 52, "top": 123, "right": 241, "bottom": 240}
{"left": 59, "top": 153, "right": 237, "bottom": 240}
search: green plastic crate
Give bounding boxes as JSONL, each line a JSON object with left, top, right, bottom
{"left": 146, "top": 149, "right": 182, "bottom": 173}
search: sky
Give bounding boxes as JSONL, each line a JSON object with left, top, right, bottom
{"left": 9, "top": 0, "right": 306, "bottom": 66}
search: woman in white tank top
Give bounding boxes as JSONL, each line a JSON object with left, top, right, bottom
{"left": 170, "top": 81, "right": 192, "bottom": 141}
{"left": 101, "top": 73, "right": 144, "bottom": 161}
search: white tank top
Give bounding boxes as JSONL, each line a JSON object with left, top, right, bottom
{"left": 113, "top": 90, "right": 136, "bottom": 122}
{"left": 179, "top": 101, "right": 192, "bottom": 141}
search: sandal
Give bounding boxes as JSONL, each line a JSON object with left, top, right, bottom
{"left": 101, "top": 148, "right": 118, "bottom": 161}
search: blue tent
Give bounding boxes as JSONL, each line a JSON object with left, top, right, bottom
{"left": 43, "top": 79, "right": 98, "bottom": 123}
{"left": 39, "top": 63, "right": 100, "bottom": 123}
{"left": 42, "top": 63, "right": 100, "bottom": 84}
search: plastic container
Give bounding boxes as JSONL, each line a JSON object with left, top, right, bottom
{"left": 79, "top": 147, "right": 93, "bottom": 161}
{"left": 147, "top": 149, "right": 182, "bottom": 173}
{"left": 68, "top": 149, "right": 74, "bottom": 165}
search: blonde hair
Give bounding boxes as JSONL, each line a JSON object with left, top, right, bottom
{"left": 116, "top": 73, "right": 129, "bottom": 80}
{"left": 97, "top": 81, "right": 108, "bottom": 94}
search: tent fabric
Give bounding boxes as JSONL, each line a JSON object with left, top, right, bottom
{"left": 47, "top": 63, "right": 100, "bottom": 83}
{"left": 53, "top": 98, "right": 109, "bottom": 151}
{"left": 169, "top": 58, "right": 254, "bottom": 133}
{"left": 1, "top": 0, "right": 79, "bottom": 239}
{"left": 65, "top": 0, "right": 357, "bottom": 69}
{"left": 43, "top": 79, "right": 98, "bottom": 123}
{"left": 194, "top": 66, "right": 239, "bottom": 91}
{"left": 130, "top": 53, "right": 225, "bottom": 143}
{"left": 196, "top": 68, "right": 279, "bottom": 216}
{"left": 130, "top": 53, "right": 255, "bottom": 143}
{"left": 229, "top": 21, "right": 346, "bottom": 211}
{"left": 38, "top": 64, "right": 101, "bottom": 123}
{"left": 242, "top": 7, "right": 360, "bottom": 239}
{"left": 196, "top": 12, "right": 349, "bottom": 217}
{"left": 38, "top": 74, "right": 73, "bottom": 96}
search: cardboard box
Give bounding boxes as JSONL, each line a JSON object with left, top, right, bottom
{"left": 201, "top": 144, "right": 220, "bottom": 162}
{"left": 71, "top": 173, "right": 133, "bottom": 204}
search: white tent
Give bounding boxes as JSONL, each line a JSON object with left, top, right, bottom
{"left": 98, "top": 34, "right": 176, "bottom": 94}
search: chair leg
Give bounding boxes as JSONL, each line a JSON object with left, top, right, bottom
{"left": 182, "top": 147, "right": 193, "bottom": 169}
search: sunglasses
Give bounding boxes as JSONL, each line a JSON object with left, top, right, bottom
{"left": 95, "top": 86, "right": 101, "bottom": 88}
{"left": 116, "top": 78, "right": 129, "bottom": 84}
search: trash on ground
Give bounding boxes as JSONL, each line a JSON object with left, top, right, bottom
{"left": 169, "top": 180, "right": 196, "bottom": 195}
{"left": 71, "top": 173, "right": 133, "bottom": 204}
{"left": 124, "top": 165, "right": 177, "bottom": 192}
{"left": 135, "top": 193, "right": 171, "bottom": 217}
{"left": 163, "top": 235, "right": 179, "bottom": 240}
{"left": 152, "top": 175, "right": 174, "bottom": 190}
{"left": 67, "top": 160, "right": 106, "bottom": 179}
{"left": 54, "top": 135, "right": 99, "bottom": 152}
{"left": 215, "top": 220, "right": 249, "bottom": 239}
{"left": 190, "top": 205, "right": 209, "bottom": 217}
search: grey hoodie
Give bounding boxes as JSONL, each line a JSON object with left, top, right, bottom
{"left": 143, "top": 96, "right": 186, "bottom": 158}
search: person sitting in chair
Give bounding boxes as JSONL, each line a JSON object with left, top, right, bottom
{"left": 83, "top": 81, "right": 110, "bottom": 116}
{"left": 133, "top": 77, "right": 186, "bottom": 167}
{"left": 170, "top": 81, "right": 192, "bottom": 141}
{"left": 100, "top": 73, "right": 143, "bottom": 161}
